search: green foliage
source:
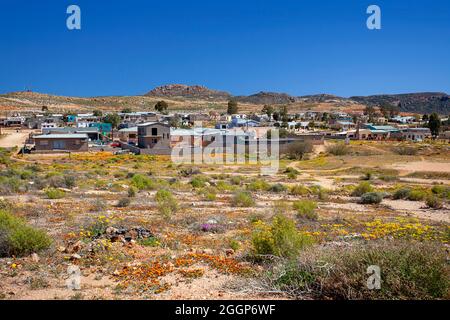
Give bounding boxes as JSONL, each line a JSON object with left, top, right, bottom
{"left": 293, "top": 200, "right": 318, "bottom": 220}
{"left": 44, "top": 188, "right": 65, "bottom": 199}
{"left": 247, "top": 179, "right": 270, "bottom": 192}
{"left": 252, "top": 214, "right": 313, "bottom": 258}
{"left": 103, "top": 113, "right": 121, "bottom": 129}
{"left": 425, "top": 195, "right": 443, "bottom": 209}
{"left": 227, "top": 100, "right": 238, "bottom": 115}
{"left": 427, "top": 112, "right": 441, "bottom": 137}
{"left": 190, "top": 175, "right": 209, "bottom": 188}
{"left": 393, "top": 188, "right": 411, "bottom": 200}
{"left": 431, "top": 185, "right": 450, "bottom": 199}
{"left": 0, "top": 210, "right": 52, "bottom": 257}
{"left": 155, "top": 100, "right": 169, "bottom": 113}
{"left": 265, "top": 241, "right": 449, "bottom": 299}
{"left": 138, "top": 237, "right": 160, "bottom": 247}
{"left": 128, "top": 186, "right": 137, "bottom": 198}
{"left": 155, "top": 189, "right": 178, "bottom": 218}
{"left": 289, "top": 184, "right": 310, "bottom": 196}
{"left": 130, "top": 174, "right": 155, "bottom": 190}
{"left": 360, "top": 192, "right": 383, "bottom": 204}
{"left": 351, "top": 181, "right": 374, "bottom": 197}
{"left": 232, "top": 191, "right": 255, "bottom": 207}
{"left": 269, "top": 183, "right": 287, "bottom": 193}
{"left": 407, "top": 190, "right": 428, "bottom": 201}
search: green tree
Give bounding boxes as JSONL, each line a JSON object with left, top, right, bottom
{"left": 103, "top": 113, "right": 121, "bottom": 139}
{"left": 121, "top": 107, "right": 133, "bottom": 113}
{"left": 227, "top": 100, "right": 238, "bottom": 115}
{"left": 93, "top": 110, "right": 103, "bottom": 117}
{"left": 427, "top": 113, "right": 441, "bottom": 137}
{"left": 262, "top": 105, "right": 274, "bottom": 118}
{"left": 155, "top": 100, "right": 169, "bottom": 113}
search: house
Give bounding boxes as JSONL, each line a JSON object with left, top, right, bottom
{"left": 3, "top": 116, "right": 25, "bottom": 127}
{"left": 330, "top": 120, "right": 355, "bottom": 131}
{"left": 119, "top": 112, "right": 159, "bottom": 123}
{"left": 399, "top": 128, "right": 431, "bottom": 141}
{"left": 391, "top": 116, "right": 416, "bottom": 124}
{"left": 118, "top": 127, "right": 138, "bottom": 144}
{"left": 137, "top": 122, "right": 171, "bottom": 154}
{"left": 33, "top": 134, "right": 89, "bottom": 152}
{"left": 42, "top": 127, "right": 102, "bottom": 141}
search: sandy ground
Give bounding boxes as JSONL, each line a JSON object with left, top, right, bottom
{"left": 0, "top": 129, "right": 32, "bottom": 148}
{"left": 391, "top": 161, "right": 450, "bottom": 173}
{"left": 383, "top": 199, "right": 449, "bottom": 223}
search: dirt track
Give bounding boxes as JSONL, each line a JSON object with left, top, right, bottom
{"left": 0, "top": 129, "right": 31, "bottom": 148}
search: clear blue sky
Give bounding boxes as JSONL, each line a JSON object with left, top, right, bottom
{"left": 0, "top": 0, "right": 449, "bottom": 97}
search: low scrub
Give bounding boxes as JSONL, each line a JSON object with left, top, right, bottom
{"left": 407, "top": 190, "right": 428, "bottom": 201}
{"left": 44, "top": 188, "right": 65, "bottom": 199}
{"left": 0, "top": 210, "right": 52, "bottom": 257}
{"left": 360, "top": 192, "right": 383, "bottom": 204}
{"left": 247, "top": 179, "right": 270, "bottom": 192}
{"left": 130, "top": 174, "right": 156, "bottom": 190}
{"left": 351, "top": 182, "right": 374, "bottom": 197}
{"left": 290, "top": 184, "right": 311, "bottom": 196}
{"left": 393, "top": 188, "right": 411, "bottom": 200}
{"left": 232, "top": 191, "right": 255, "bottom": 207}
{"left": 425, "top": 195, "right": 443, "bottom": 209}
{"left": 393, "top": 146, "right": 418, "bottom": 156}
{"left": 260, "top": 241, "right": 449, "bottom": 299}
{"left": 269, "top": 183, "right": 287, "bottom": 193}
{"left": 155, "top": 189, "right": 178, "bottom": 217}
{"left": 326, "top": 143, "right": 350, "bottom": 156}
{"left": 286, "top": 142, "right": 314, "bottom": 160}
{"left": 293, "top": 200, "right": 318, "bottom": 220}
{"left": 252, "top": 214, "right": 313, "bottom": 258}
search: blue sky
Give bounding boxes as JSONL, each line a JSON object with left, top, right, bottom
{"left": 0, "top": 0, "right": 449, "bottom": 97}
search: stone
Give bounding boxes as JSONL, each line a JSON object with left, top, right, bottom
{"left": 31, "top": 253, "right": 40, "bottom": 263}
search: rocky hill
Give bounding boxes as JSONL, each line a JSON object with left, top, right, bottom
{"left": 145, "top": 84, "right": 231, "bottom": 101}
{"left": 350, "top": 92, "right": 450, "bottom": 114}
{"left": 234, "top": 91, "right": 297, "bottom": 105}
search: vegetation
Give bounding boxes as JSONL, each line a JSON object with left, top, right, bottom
{"left": 351, "top": 182, "right": 374, "bottom": 197}
{"left": 252, "top": 214, "right": 313, "bottom": 258}
{"left": 326, "top": 143, "right": 350, "bottom": 156}
{"left": 44, "top": 188, "right": 65, "bottom": 199}
{"left": 155, "top": 189, "right": 178, "bottom": 217}
{"left": 232, "top": 191, "right": 255, "bottom": 207}
{"left": 154, "top": 100, "right": 169, "bottom": 113}
{"left": 227, "top": 100, "right": 238, "bottom": 115}
{"left": 360, "top": 192, "right": 383, "bottom": 204}
{"left": 293, "top": 200, "right": 318, "bottom": 220}
{"left": 0, "top": 210, "right": 52, "bottom": 257}
{"left": 286, "top": 142, "right": 313, "bottom": 160}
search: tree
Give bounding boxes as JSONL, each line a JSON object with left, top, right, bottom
{"left": 227, "top": 100, "right": 238, "bottom": 115}
{"left": 422, "top": 114, "right": 429, "bottom": 122}
{"left": 427, "top": 113, "right": 441, "bottom": 137}
{"left": 121, "top": 108, "right": 133, "bottom": 113}
{"left": 286, "top": 141, "right": 314, "bottom": 160}
{"left": 364, "top": 105, "right": 376, "bottom": 123}
{"left": 93, "top": 110, "right": 103, "bottom": 117}
{"left": 103, "top": 113, "right": 121, "bottom": 129}
{"left": 279, "top": 105, "right": 289, "bottom": 122}
{"left": 155, "top": 100, "right": 169, "bottom": 113}
{"left": 41, "top": 106, "right": 48, "bottom": 112}
{"left": 262, "top": 105, "right": 274, "bottom": 118}
{"left": 321, "top": 112, "right": 329, "bottom": 122}
{"left": 169, "top": 115, "right": 181, "bottom": 128}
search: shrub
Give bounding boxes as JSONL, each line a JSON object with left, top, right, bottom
{"left": 360, "top": 192, "right": 383, "bottom": 204}
{"left": 116, "top": 197, "right": 131, "bottom": 208}
{"left": 425, "top": 195, "right": 443, "bottom": 209}
{"left": 127, "top": 186, "right": 137, "bottom": 198}
{"left": 393, "top": 146, "right": 418, "bottom": 155}
{"left": 431, "top": 185, "right": 450, "bottom": 199}
{"left": 351, "top": 181, "right": 373, "bottom": 197}
{"left": 190, "top": 175, "right": 209, "bottom": 188}
{"left": 284, "top": 167, "right": 299, "bottom": 179}
{"left": 155, "top": 189, "right": 178, "bottom": 217}
{"left": 179, "top": 167, "right": 201, "bottom": 177}
{"left": 247, "top": 179, "right": 270, "bottom": 192}
{"left": 293, "top": 200, "right": 318, "bottom": 220}
{"left": 130, "top": 174, "right": 155, "bottom": 190}
{"left": 252, "top": 214, "right": 313, "bottom": 258}
{"left": 232, "top": 191, "right": 255, "bottom": 207}
{"left": 229, "top": 176, "right": 242, "bottom": 185}
{"left": 272, "top": 201, "right": 291, "bottom": 215}
{"left": 90, "top": 198, "right": 107, "bottom": 212}
{"left": 290, "top": 185, "right": 310, "bottom": 196}
{"left": 286, "top": 142, "right": 314, "bottom": 160}
{"left": 407, "top": 190, "right": 428, "bottom": 201}
{"left": 393, "top": 188, "right": 411, "bottom": 200}
{"left": 361, "top": 171, "right": 373, "bottom": 181}
{"left": 326, "top": 143, "right": 350, "bottom": 156}
{"left": 0, "top": 210, "right": 52, "bottom": 257}
{"left": 44, "top": 188, "right": 65, "bottom": 199}
{"left": 269, "top": 183, "right": 287, "bottom": 193}
{"left": 263, "top": 241, "right": 450, "bottom": 299}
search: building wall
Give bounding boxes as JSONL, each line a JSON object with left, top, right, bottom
{"left": 137, "top": 123, "right": 171, "bottom": 150}
{"left": 34, "top": 138, "right": 88, "bottom": 152}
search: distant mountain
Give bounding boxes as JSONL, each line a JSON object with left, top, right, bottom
{"left": 1, "top": 86, "right": 448, "bottom": 114}
{"left": 234, "top": 91, "right": 297, "bottom": 105}
{"left": 145, "top": 84, "right": 231, "bottom": 101}
{"left": 350, "top": 92, "right": 450, "bottom": 114}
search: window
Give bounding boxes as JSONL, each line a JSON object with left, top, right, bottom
{"left": 53, "top": 140, "right": 66, "bottom": 149}
{"left": 151, "top": 128, "right": 158, "bottom": 136}
{"left": 40, "top": 140, "right": 49, "bottom": 146}
{"left": 152, "top": 138, "right": 157, "bottom": 144}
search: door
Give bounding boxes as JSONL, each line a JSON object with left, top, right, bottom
{"left": 53, "top": 140, "right": 66, "bottom": 150}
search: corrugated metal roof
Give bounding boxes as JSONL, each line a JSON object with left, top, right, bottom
{"left": 33, "top": 134, "right": 88, "bottom": 139}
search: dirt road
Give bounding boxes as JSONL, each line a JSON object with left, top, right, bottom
{"left": 0, "top": 129, "right": 31, "bottom": 148}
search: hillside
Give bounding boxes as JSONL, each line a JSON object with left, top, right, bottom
{"left": 350, "top": 92, "right": 450, "bottom": 114}
{"left": 0, "top": 86, "right": 448, "bottom": 115}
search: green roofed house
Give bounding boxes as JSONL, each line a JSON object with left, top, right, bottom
{"left": 33, "top": 133, "right": 89, "bottom": 152}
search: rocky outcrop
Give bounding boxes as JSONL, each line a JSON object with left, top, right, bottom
{"left": 145, "top": 84, "right": 231, "bottom": 100}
